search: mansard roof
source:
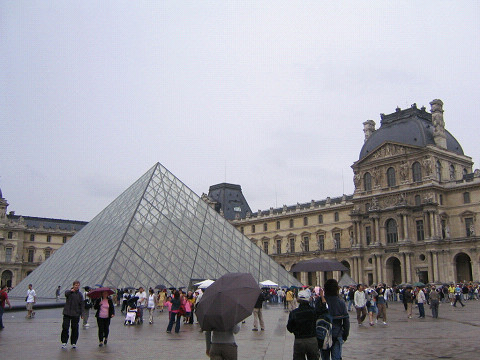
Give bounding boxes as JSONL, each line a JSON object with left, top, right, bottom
{"left": 359, "top": 104, "right": 464, "bottom": 161}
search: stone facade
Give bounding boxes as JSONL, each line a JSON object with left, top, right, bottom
{"left": 0, "top": 192, "right": 87, "bottom": 288}
{"left": 231, "top": 101, "right": 480, "bottom": 286}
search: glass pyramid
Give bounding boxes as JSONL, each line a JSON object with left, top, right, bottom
{"left": 11, "top": 163, "right": 301, "bottom": 298}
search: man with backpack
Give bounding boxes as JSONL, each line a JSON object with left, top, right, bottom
{"left": 316, "top": 279, "right": 350, "bottom": 360}
{"left": 287, "top": 290, "right": 321, "bottom": 360}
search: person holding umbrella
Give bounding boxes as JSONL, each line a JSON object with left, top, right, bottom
{"left": 92, "top": 288, "right": 115, "bottom": 346}
{"left": 205, "top": 323, "right": 240, "bottom": 359}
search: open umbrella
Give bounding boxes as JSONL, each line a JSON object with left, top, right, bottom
{"left": 87, "top": 287, "right": 114, "bottom": 299}
{"left": 290, "top": 258, "right": 348, "bottom": 272}
{"left": 155, "top": 284, "right": 166, "bottom": 290}
{"left": 124, "top": 286, "right": 136, "bottom": 290}
{"left": 195, "top": 279, "right": 215, "bottom": 289}
{"left": 196, "top": 273, "right": 261, "bottom": 331}
{"left": 413, "top": 282, "right": 425, "bottom": 287}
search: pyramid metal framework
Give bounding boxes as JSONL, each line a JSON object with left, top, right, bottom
{"left": 11, "top": 163, "right": 301, "bottom": 298}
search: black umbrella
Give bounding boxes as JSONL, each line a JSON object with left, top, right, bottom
{"left": 196, "top": 273, "right": 261, "bottom": 331}
{"left": 155, "top": 284, "right": 166, "bottom": 290}
{"left": 290, "top": 258, "right": 348, "bottom": 272}
{"left": 124, "top": 286, "right": 136, "bottom": 290}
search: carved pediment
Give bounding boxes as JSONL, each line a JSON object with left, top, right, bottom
{"left": 359, "top": 143, "right": 421, "bottom": 166}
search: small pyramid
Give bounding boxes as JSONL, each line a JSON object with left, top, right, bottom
{"left": 11, "top": 163, "right": 301, "bottom": 297}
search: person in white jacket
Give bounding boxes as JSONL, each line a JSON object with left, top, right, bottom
{"left": 354, "top": 284, "right": 367, "bottom": 325}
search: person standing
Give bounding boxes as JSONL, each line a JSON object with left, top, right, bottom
{"left": 286, "top": 288, "right": 295, "bottom": 312}
{"left": 252, "top": 291, "right": 266, "bottom": 331}
{"left": 55, "top": 286, "right": 61, "bottom": 301}
{"left": 147, "top": 288, "right": 157, "bottom": 324}
{"left": 0, "top": 284, "right": 12, "bottom": 330}
{"left": 318, "top": 279, "right": 350, "bottom": 360}
{"left": 166, "top": 290, "right": 182, "bottom": 333}
{"left": 353, "top": 284, "right": 367, "bottom": 326}
{"left": 404, "top": 287, "right": 414, "bottom": 318}
{"left": 135, "top": 287, "right": 147, "bottom": 323}
{"left": 375, "top": 285, "right": 388, "bottom": 325}
{"left": 94, "top": 291, "right": 115, "bottom": 346}
{"left": 82, "top": 286, "right": 92, "bottom": 328}
{"left": 453, "top": 284, "right": 465, "bottom": 307}
{"left": 26, "top": 284, "right": 36, "bottom": 318}
{"left": 286, "top": 290, "right": 319, "bottom": 360}
{"left": 416, "top": 286, "right": 426, "bottom": 318}
{"left": 61, "top": 280, "right": 84, "bottom": 349}
{"left": 429, "top": 286, "right": 440, "bottom": 318}
{"left": 205, "top": 324, "right": 240, "bottom": 360}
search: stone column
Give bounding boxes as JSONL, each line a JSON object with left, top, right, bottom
{"left": 376, "top": 254, "right": 383, "bottom": 284}
{"left": 429, "top": 212, "right": 435, "bottom": 239}
{"left": 301, "top": 272, "right": 307, "bottom": 285}
{"left": 405, "top": 253, "right": 412, "bottom": 283}
{"left": 400, "top": 253, "right": 407, "bottom": 283}
{"left": 358, "top": 257, "right": 364, "bottom": 284}
{"left": 471, "top": 256, "right": 480, "bottom": 283}
{"left": 403, "top": 214, "right": 409, "bottom": 240}
{"left": 372, "top": 255, "right": 378, "bottom": 285}
{"left": 428, "top": 251, "right": 435, "bottom": 282}
{"left": 432, "top": 251, "right": 439, "bottom": 283}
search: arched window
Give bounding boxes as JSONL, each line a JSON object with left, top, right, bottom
{"left": 449, "top": 164, "right": 455, "bottom": 180}
{"left": 412, "top": 162, "right": 422, "bottom": 182}
{"left": 387, "top": 167, "right": 396, "bottom": 187}
{"left": 436, "top": 161, "right": 442, "bottom": 181}
{"left": 364, "top": 172, "right": 372, "bottom": 191}
{"left": 386, "top": 219, "right": 398, "bottom": 243}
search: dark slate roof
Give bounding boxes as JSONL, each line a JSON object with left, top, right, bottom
{"left": 6, "top": 214, "right": 88, "bottom": 231}
{"left": 359, "top": 104, "right": 464, "bottom": 160}
{"left": 207, "top": 183, "right": 252, "bottom": 221}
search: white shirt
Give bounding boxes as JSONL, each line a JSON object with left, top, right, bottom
{"left": 26, "top": 289, "right": 36, "bottom": 303}
{"left": 136, "top": 291, "right": 147, "bottom": 306}
{"left": 354, "top": 290, "right": 366, "bottom": 308}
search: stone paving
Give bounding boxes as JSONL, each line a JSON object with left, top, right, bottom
{"left": 0, "top": 300, "right": 479, "bottom": 359}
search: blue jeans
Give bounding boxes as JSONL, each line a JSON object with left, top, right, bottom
{"left": 418, "top": 303, "right": 425, "bottom": 317}
{"left": 321, "top": 337, "right": 344, "bottom": 360}
{"left": 167, "top": 312, "right": 181, "bottom": 333}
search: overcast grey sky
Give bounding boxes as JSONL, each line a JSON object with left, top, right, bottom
{"left": 1, "top": 1, "right": 479, "bottom": 221}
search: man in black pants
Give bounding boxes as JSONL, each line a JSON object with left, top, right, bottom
{"left": 61, "top": 280, "right": 84, "bottom": 349}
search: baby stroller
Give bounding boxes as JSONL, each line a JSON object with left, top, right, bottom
{"left": 124, "top": 297, "right": 140, "bottom": 325}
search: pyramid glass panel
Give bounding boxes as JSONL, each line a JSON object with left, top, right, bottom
{"left": 10, "top": 163, "right": 301, "bottom": 298}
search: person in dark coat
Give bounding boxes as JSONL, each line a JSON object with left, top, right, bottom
{"left": 287, "top": 289, "right": 321, "bottom": 360}
{"left": 61, "top": 280, "right": 84, "bottom": 349}
{"left": 317, "top": 279, "right": 350, "bottom": 360}
{"left": 94, "top": 291, "right": 115, "bottom": 346}
{"left": 252, "top": 291, "right": 266, "bottom": 331}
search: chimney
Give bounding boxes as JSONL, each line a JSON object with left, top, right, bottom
{"left": 430, "top": 99, "right": 447, "bottom": 149}
{"left": 363, "top": 120, "right": 376, "bottom": 142}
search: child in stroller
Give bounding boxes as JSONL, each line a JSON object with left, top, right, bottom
{"left": 124, "top": 297, "right": 140, "bottom": 325}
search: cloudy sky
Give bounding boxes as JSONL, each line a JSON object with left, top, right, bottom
{"left": 2, "top": 1, "right": 479, "bottom": 221}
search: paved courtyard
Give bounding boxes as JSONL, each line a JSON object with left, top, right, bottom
{"left": 0, "top": 300, "right": 479, "bottom": 359}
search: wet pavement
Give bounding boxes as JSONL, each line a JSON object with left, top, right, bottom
{"left": 0, "top": 300, "right": 479, "bottom": 359}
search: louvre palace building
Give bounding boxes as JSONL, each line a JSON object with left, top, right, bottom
{"left": 221, "top": 99, "right": 480, "bottom": 287}
{"left": 0, "top": 191, "right": 87, "bottom": 288}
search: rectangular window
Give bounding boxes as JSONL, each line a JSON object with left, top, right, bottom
{"left": 365, "top": 226, "right": 372, "bottom": 245}
{"left": 30, "top": 234, "right": 35, "bottom": 241}
{"left": 289, "top": 219, "right": 294, "bottom": 228}
{"left": 464, "top": 192, "right": 471, "bottom": 204}
{"left": 45, "top": 250, "right": 51, "bottom": 260}
{"left": 8, "top": 231, "right": 13, "bottom": 239}
{"left": 5, "top": 248, "right": 12, "bottom": 262}
{"left": 63, "top": 236, "right": 67, "bottom": 243}
{"left": 441, "top": 220, "right": 446, "bottom": 239}
{"left": 317, "top": 234, "right": 325, "bottom": 251}
{"left": 28, "top": 249, "right": 34, "bottom": 262}
{"left": 251, "top": 225, "right": 255, "bottom": 233}
{"left": 240, "top": 227, "right": 244, "bottom": 234}
{"left": 303, "top": 217, "right": 308, "bottom": 226}
{"left": 334, "top": 233, "right": 341, "bottom": 249}
{"left": 465, "top": 217, "right": 474, "bottom": 237}
{"left": 276, "top": 239, "right": 282, "bottom": 254}
{"left": 334, "top": 212, "right": 339, "bottom": 222}
{"left": 47, "top": 235, "right": 52, "bottom": 243}
{"left": 263, "top": 241, "right": 268, "bottom": 254}
{"left": 303, "top": 236, "right": 309, "bottom": 252}
{"left": 318, "top": 215, "right": 323, "bottom": 224}
{"left": 416, "top": 220, "right": 425, "bottom": 241}
{"left": 263, "top": 223, "right": 268, "bottom": 232}
{"left": 289, "top": 238, "right": 295, "bottom": 253}
{"left": 276, "top": 221, "right": 280, "bottom": 230}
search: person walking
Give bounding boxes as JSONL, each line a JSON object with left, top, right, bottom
{"left": 353, "top": 284, "right": 367, "bottom": 326}
{"left": 166, "top": 290, "right": 182, "bottom": 333}
{"left": 287, "top": 290, "right": 320, "bottom": 360}
{"left": 26, "top": 284, "right": 36, "bottom": 318}
{"left": 94, "top": 290, "right": 115, "bottom": 346}
{"left": 365, "top": 287, "right": 377, "bottom": 326}
{"left": 429, "top": 286, "right": 440, "bottom": 318}
{"left": 416, "top": 286, "right": 426, "bottom": 318}
{"left": 453, "top": 284, "right": 465, "bottom": 307}
{"left": 0, "top": 284, "right": 12, "bottom": 330}
{"left": 61, "top": 280, "right": 84, "bottom": 349}
{"left": 252, "top": 291, "right": 266, "bottom": 331}
{"left": 318, "top": 279, "right": 350, "bottom": 360}
{"left": 403, "top": 287, "right": 414, "bottom": 318}
{"left": 82, "top": 286, "right": 92, "bottom": 328}
{"left": 147, "top": 288, "right": 157, "bottom": 324}
{"left": 205, "top": 324, "right": 240, "bottom": 360}
{"left": 375, "top": 285, "right": 388, "bottom": 325}
{"left": 135, "top": 287, "right": 147, "bottom": 323}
